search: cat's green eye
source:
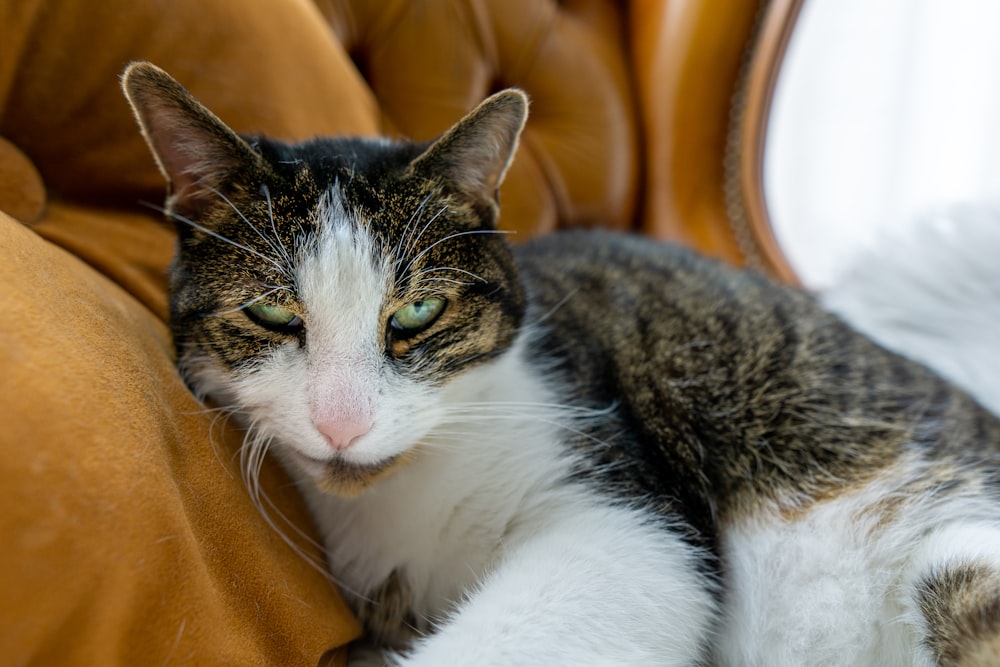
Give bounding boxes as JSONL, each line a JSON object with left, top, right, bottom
{"left": 244, "top": 302, "right": 304, "bottom": 334}
{"left": 390, "top": 298, "right": 446, "bottom": 334}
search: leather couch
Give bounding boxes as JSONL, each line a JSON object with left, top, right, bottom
{"left": 0, "top": 0, "right": 801, "bottom": 663}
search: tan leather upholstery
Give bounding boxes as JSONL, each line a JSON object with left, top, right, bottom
{"left": 0, "top": 0, "right": 801, "bottom": 663}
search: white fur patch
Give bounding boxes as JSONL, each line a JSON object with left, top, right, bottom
{"left": 301, "top": 334, "right": 717, "bottom": 665}
{"left": 228, "top": 186, "right": 714, "bottom": 665}
{"left": 400, "top": 501, "right": 716, "bottom": 666}
{"left": 715, "top": 465, "right": 1000, "bottom": 666}
{"left": 298, "top": 191, "right": 383, "bottom": 434}
{"left": 217, "top": 186, "right": 444, "bottom": 470}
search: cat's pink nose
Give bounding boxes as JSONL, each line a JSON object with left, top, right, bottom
{"left": 315, "top": 417, "right": 371, "bottom": 452}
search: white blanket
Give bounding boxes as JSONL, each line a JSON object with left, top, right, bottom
{"left": 821, "top": 206, "right": 1000, "bottom": 415}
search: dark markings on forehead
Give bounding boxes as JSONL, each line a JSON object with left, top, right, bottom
{"left": 253, "top": 135, "right": 446, "bottom": 268}
{"left": 170, "top": 132, "right": 525, "bottom": 387}
{"left": 256, "top": 135, "right": 428, "bottom": 228}
{"left": 262, "top": 137, "right": 505, "bottom": 295}
{"left": 170, "top": 136, "right": 408, "bottom": 290}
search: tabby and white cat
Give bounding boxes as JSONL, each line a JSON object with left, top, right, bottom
{"left": 123, "top": 61, "right": 1000, "bottom": 666}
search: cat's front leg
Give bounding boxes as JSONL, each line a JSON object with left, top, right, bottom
{"left": 394, "top": 502, "right": 717, "bottom": 667}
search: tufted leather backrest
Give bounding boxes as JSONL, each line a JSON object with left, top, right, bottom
{"left": 0, "top": 1, "right": 802, "bottom": 665}
{"left": 0, "top": 0, "right": 800, "bottom": 279}
{"left": 315, "top": 0, "right": 640, "bottom": 239}
{"left": 311, "top": 0, "right": 802, "bottom": 279}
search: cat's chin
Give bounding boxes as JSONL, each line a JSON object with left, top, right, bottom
{"left": 289, "top": 450, "right": 410, "bottom": 498}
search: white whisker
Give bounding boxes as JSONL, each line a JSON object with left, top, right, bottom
{"left": 259, "top": 183, "right": 296, "bottom": 269}
{"left": 412, "top": 277, "right": 475, "bottom": 288}
{"left": 405, "top": 205, "right": 449, "bottom": 258}
{"left": 396, "top": 193, "right": 435, "bottom": 263}
{"left": 205, "top": 184, "right": 292, "bottom": 273}
{"left": 228, "top": 418, "right": 373, "bottom": 601}
{"left": 402, "top": 229, "right": 513, "bottom": 277}
{"left": 532, "top": 287, "right": 580, "bottom": 325}
{"left": 412, "top": 265, "right": 489, "bottom": 284}
{"left": 140, "top": 201, "right": 288, "bottom": 274}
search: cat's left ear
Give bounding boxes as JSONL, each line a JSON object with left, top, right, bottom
{"left": 408, "top": 89, "right": 529, "bottom": 205}
{"left": 121, "top": 61, "right": 269, "bottom": 220}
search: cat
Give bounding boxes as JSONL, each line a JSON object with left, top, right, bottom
{"left": 123, "top": 61, "right": 1000, "bottom": 666}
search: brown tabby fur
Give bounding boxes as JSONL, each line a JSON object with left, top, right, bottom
{"left": 123, "top": 61, "right": 1000, "bottom": 664}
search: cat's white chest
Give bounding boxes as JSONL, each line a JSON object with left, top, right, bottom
{"left": 296, "top": 350, "right": 581, "bottom": 620}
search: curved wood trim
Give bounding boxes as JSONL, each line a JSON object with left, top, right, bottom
{"left": 731, "top": 0, "right": 806, "bottom": 285}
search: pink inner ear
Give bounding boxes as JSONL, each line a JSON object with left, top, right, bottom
{"left": 141, "top": 109, "right": 248, "bottom": 213}
{"left": 124, "top": 65, "right": 258, "bottom": 216}
{"left": 153, "top": 132, "right": 221, "bottom": 198}
{"left": 409, "top": 90, "right": 528, "bottom": 202}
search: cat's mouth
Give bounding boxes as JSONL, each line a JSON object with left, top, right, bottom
{"left": 291, "top": 451, "right": 405, "bottom": 498}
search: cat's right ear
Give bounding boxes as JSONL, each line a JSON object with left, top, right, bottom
{"left": 121, "top": 62, "right": 266, "bottom": 220}
{"left": 407, "top": 89, "right": 529, "bottom": 207}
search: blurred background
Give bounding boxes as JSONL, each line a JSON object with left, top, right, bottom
{"left": 766, "top": 0, "right": 1000, "bottom": 289}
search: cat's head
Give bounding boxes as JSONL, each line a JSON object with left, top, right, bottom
{"left": 122, "top": 62, "right": 529, "bottom": 496}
